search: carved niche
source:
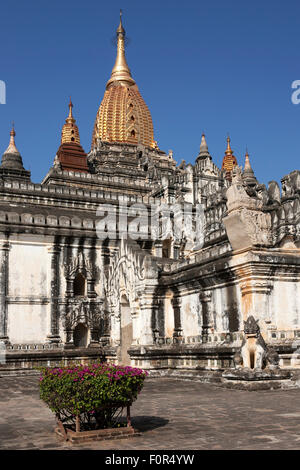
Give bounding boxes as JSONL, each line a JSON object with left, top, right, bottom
{"left": 62, "top": 298, "right": 104, "bottom": 345}
{"left": 62, "top": 252, "right": 103, "bottom": 346}
{"left": 64, "top": 252, "right": 97, "bottom": 298}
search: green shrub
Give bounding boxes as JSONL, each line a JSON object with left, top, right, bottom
{"left": 39, "top": 363, "right": 148, "bottom": 429}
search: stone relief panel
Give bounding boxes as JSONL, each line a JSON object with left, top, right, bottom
{"left": 60, "top": 250, "right": 104, "bottom": 346}
{"left": 105, "top": 239, "right": 148, "bottom": 318}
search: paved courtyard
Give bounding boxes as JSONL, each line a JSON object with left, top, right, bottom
{"left": 0, "top": 375, "right": 300, "bottom": 450}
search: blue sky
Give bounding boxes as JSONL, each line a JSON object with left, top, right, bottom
{"left": 0, "top": 0, "right": 300, "bottom": 185}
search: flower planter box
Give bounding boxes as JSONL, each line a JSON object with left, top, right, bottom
{"left": 39, "top": 363, "right": 147, "bottom": 443}
{"left": 54, "top": 403, "right": 140, "bottom": 442}
{"left": 55, "top": 422, "right": 138, "bottom": 443}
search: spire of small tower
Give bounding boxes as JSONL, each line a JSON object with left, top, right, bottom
{"left": 4, "top": 123, "right": 20, "bottom": 155}
{"left": 61, "top": 99, "right": 80, "bottom": 145}
{"left": 244, "top": 148, "right": 251, "bottom": 170}
{"left": 221, "top": 135, "right": 238, "bottom": 179}
{"left": 56, "top": 99, "right": 88, "bottom": 173}
{"left": 200, "top": 133, "right": 208, "bottom": 153}
{"left": 106, "top": 10, "right": 136, "bottom": 89}
{"left": 0, "top": 125, "right": 31, "bottom": 181}
{"left": 242, "top": 148, "right": 257, "bottom": 187}
{"left": 197, "top": 133, "right": 211, "bottom": 159}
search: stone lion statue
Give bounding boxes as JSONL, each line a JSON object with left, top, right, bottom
{"left": 234, "top": 316, "right": 279, "bottom": 370}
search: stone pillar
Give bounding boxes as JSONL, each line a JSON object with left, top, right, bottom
{"left": 0, "top": 241, "right": 10, "bottom": 344}
{"left": 200, "top": 290, "right": 214, "bottom": 342}
{"left": 99, "top": 308, "right": 111, "bottom": 346}
{"left": 46, "top": 245, "right": 61, "bottom": 344}
{"left": 151, "top": 298, "right": 162, "bottom": 344}
{"left": 131, "top": 308, "right": 139, "bottom": 346}
{"left": 110, "top": 306, "right": 121, "bottom": 348}
{"left": 139, "top": 287, "right": 156, "bottom": 345}
{"left": 172, "top": 296, "right": 183, "bottom": 343}
{"left": 130, "top": 295, "right": 142, "bottom": 346}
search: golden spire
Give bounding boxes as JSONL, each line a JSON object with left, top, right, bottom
{"left": 92, "top": 13, "right": 156, "bottom": 149}
{"left": 61, "top": 99, "right": 81, "bottom": 145}
{"left": 65, "top": 97, "right": 75, "bottom": 124}
{"left": 225, "top": 136, "right": 233, "bottom": 155}
{"left": 4, "top": 122, "right": 20, "bottom": 155}
{"left": 221, "top": 135, "right": 238, "bottom": 173}
{"left": 106, "top": 10, "right": 136, "bottom": 89}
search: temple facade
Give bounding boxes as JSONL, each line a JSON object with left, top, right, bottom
{"left": 1, "top": 14, "right": 300, "bottom": 375}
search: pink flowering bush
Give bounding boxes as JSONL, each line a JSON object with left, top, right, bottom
{"left": 39, "top": 362, "right": 148, "bottom": 430}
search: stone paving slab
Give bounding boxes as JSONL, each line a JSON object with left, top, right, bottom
{"left": 0, "top": 376, "right": 300, "bottom": 450}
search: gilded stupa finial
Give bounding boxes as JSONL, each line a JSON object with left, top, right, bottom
{"left": 92, "top": 13, "right": 156, "bottom": 149}
{"left": 221, "top": 135, "right": 238, "bottom": 176}
{"left": 226, "top": 135, "right": 233, "bottom": 155}
{"left": 106, "top": 10, "right": 136, "bottom": 89}
{"left": 117, "top": 9, "right": 125, "bottom": 33}
{"left": 61, "top": 99, "right": 80, "bottom": 144}
{"left": 4, "top": 123, "right": 20, "bottom": 155}
{"left": 66, "top": 97, "right": 75, "bottom": 124}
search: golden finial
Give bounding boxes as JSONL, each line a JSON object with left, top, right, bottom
{"left": 4, "top": 123, "right": 19, "bottom": 154}
{"left": 66, "top": 97, "right": 75, "bottom": 124}
{"left": 226, "top": 135, "right": 233, "bottom": 155}
{"left": 117, "top": 9, "right": 125, "bottom": 33}
{"left": 10, "top": 121, "right": 15, "bottom": 137}
{"left": 61, "top": 99, "right": 80, "bottom": 144}
{"left": 221, "top": 135, "right": 238, "bottom": 174}
{"left": 106, "top": 10, "right": 136, "bottom": 89}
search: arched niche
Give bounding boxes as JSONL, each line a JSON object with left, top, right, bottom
{"left": 73, "top": 272, "right": 87, "bottom": 296}
{"left": 73, "top": 323, "right": 88, "bottom": 348}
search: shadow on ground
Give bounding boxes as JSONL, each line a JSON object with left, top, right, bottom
{"left": 131, "top": 415, "right": 169, "bottom": 432}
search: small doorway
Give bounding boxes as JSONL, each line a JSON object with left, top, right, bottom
{"left": 73, "top": 273, "right": 86, "bottom": 296}
{"left": 73, "top": 323, "right": 88, "bottom": 347}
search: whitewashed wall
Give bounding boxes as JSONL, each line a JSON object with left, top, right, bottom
{"left": 270, "top": 280, "right": 300, "bottom": 330}
{"left": 181, "top": 293, "right": 201, "bottom": 338}
{"left": 7, "top": 235, "right": 51, "bottom": 343}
